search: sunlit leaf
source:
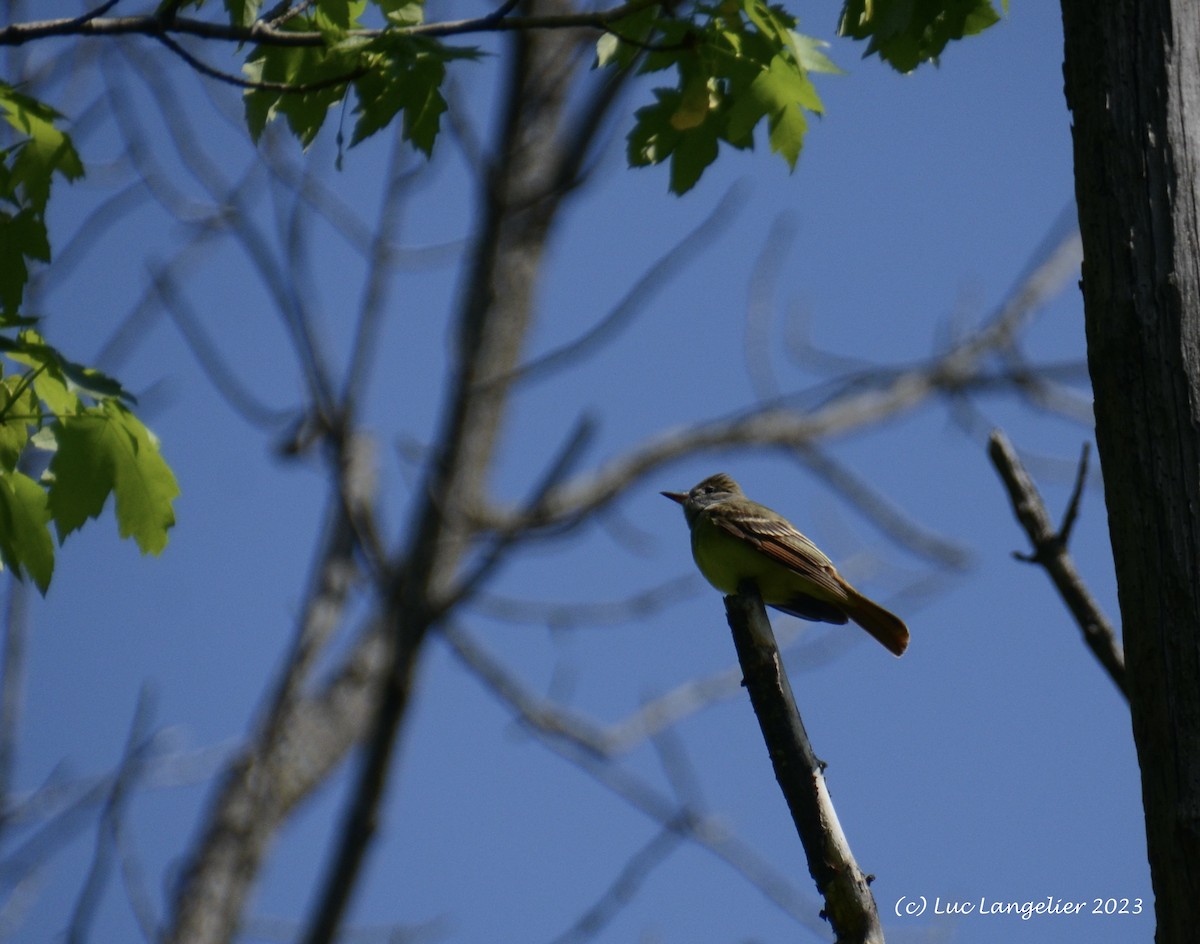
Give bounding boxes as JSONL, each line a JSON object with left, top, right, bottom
{"left": 596, "top": 4, "right": 663, "bottom": 70}
{"left": 0, "top": 373, "right": 37, "bottom": 471}
{"left": 838, "top": 0, "right": 1003, "bottom": 72}
{"left": 0, "top": 467, "right": 54, "bottom": 593}
{"left": 0, "top": 84, "right": 84, "bottom": 214}
{"left": 48, "top": 402, "right": 178, "bottom": 554}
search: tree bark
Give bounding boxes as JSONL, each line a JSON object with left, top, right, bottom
{"left": 1060, "top": 2, "right": 1200, "bottom": 939}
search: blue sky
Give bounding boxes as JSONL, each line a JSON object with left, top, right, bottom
{"left": 4, "top": 2, "right": 1151, "bottom": 943}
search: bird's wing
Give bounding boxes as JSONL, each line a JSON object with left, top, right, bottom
{"left": 709, "top": 507, "right": 849, "bottom": 602}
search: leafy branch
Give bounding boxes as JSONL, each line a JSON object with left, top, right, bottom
{"left": 0, "top": 0, "right": 1003, "bottom": 590}
{"left": 0, "top": 82, "right": 177, "bottom": 593}
{"left": 1, "top": 0, "right": 1007, "bottom": 187}
{"left": 1, "top": 0, "right": 663, "bottom": 47}
{"left": 0, "top": 332, "right": 179, "bottom": 592}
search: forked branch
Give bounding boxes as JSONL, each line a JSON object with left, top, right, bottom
{"left": 988, "top": 429, "right": 1126, "bottom": 699}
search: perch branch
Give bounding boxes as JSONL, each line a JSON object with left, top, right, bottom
{"left": 724, "top": 585, "right": 884, "bottom": 944}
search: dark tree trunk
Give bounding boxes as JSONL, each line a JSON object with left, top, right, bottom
{"left": 1060, "top": 2, "right": 1200, "bottom": 940}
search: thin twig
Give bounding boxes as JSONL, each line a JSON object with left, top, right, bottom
{"left": 495, "top": 185, "right": 744, "bottom": 391}
{"left": 149, "top": 265, "right": 296, "bottom": 429}
{"left": 1058, "top": 440, "right": 1089, "bottom": 542}
{"left": 0, "top": 579, "right": 30, "bottom": 844}
{"left": 467, "top": 575, "right": 698, "bottom": 631}
{"left": 441, "top": 623, "right": 614, "bottom": 757}
{"left": 437, "top": 414, "right": 597, "bottom": 614}
{"left": 152, "top": 32, "right": 365, "bottom": 93}
{"left": 546, "top": 827, "right": 682, "bottom": 944}
{"left": 744, "top": 212, "right": 799, "bottom": 401}
{"left": 792, "top": 443, "right": 972, "bottom": 569}
{"left": 65, "top": 689, "right": 156, "bottom": 944}
{"left": 339, "top": 132, "right": 417, "bottom": 413}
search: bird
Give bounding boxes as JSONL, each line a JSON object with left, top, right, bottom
{"left": 661, "top": 472, "right": 909, "bottom": 656}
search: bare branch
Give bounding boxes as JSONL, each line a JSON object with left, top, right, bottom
{"left": 0, "top": 580, "right": 29, "bottom": 846}
{"left": 791, "top": 443, "right": 972, "bottom": 568}
{"left": 462, "top": 225, "right": 1083, "bottom": 539}
{"left": 466, "top": 575, "right": 698, "bottom": 631}
{"left": 295, "top": 7, "right": 611, "bottom": 941}
{"left": 987, "top": 429, "right": 1127, "bottom": 698}
{"left": 724, "top": 585, "right": 884, "bottom": 944}
{"left": 65, "top": 690, "right": 156, "bottom": 944}
{"left": 150, "top": 264, "right": 298, "bottom": 430}
{"left": 497, "top": 185, "right": 745, "bottom": 391}
{"left": 340, "top": 132, "right": 424, "bottom": 415}
{"left": 441, "top": 622, "right": 827, "bottom": 934}
{"left": 744, "top": 213, "right": 799, "bottom": 400}
{"left": 114, "top": 814, "right": 161, "bottom": 943}
{"left": 546, "top": 827, "right": 681, "bottom": 944}
{"left": 439, "top": 414, "right": 598, "bottom": 614}
{"left": 163, "top": 483, "right": 386, "bottom": 944}
{"left": 104, "top": 43, "right": 339, "bottom": 419}
{"left": 441, "top": 623, "right": 614, "bottom": 756}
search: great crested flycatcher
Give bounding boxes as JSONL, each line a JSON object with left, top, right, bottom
{"left": 662, "top": 473, "right": 910, "bottom": 656}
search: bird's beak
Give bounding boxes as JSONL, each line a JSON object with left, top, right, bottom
{"left": 660, "top": 491, "right": 687, "bottom": 505}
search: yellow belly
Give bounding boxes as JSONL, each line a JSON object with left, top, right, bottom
{"left": 690, "top": 512, "right": 834, "bottom": 606}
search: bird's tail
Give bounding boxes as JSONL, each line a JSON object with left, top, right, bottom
{"left": 841, "top": 584, "right": 910, "bottom": 657}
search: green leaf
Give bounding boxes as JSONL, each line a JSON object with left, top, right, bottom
{"left": 350, "top": 35, "right": 477, "bottom": 155}
{"left": 596, "top": 33, "right": 622, "bottom": 70}
{"left": 380, "top": 0, "right": 426, "bottom": 26}
{"left": 352, "top": 43, "right": 450, "bottom": 155}
{"left": 30, "top": 364, "right": 77, "bottom": 417}
{"left": 48, "top": 402, "right": 178, "bottom": 555}
{"left": 28, "top": 425, "right": 56, "bottom": 453}
{"left": 0, "top": 311, "right": 39, "bottom": 330}
{"left": 671, "top": 71, "right": 713, "bottom": 131}
{"left": 669, "top": 118, "right": 720, "bottom": 194}
{"left": 739, "top": 53, "right": 819, "bottom": 167}
{"left": 625, "top": 2, "right": 835, "bottom": 192}
{"left": 0, "top": 85, "right": 84, "bottom": 214}
{"left": 318, "top": 0, "right": 357, "bottom": 30}
{"left": 243, "top": 9, "right": 366, "bottom": 147}
{"left": 628, "top": 89, "right": 722, "bottom": 195}
{"left": 639, "top": 19, "right": 700, "bottom": 75}
{"left": 0, "top": 373, "right": 37, "bottom": 471}
{"left": 0, "top": 467, "right": 54, "bottom": 593}
{"left": 225, "top": 0, "right": 262, "bottom": 28}
{"left": 0, "top": 87, "right": 82, "bottom": 317}
{"left": 628, "top": 89, "right": 682, "bottom": 168}
{"left": 4, "top": 329, "right": 127, "bottom": 411}
{"left": 742, "top": 0, "right": 791, "bottom": 44}
{"left": 0, "top": 209, "right": 49, "bottom": 312}
{"left": 244, "top": 43, "right": 354, "bottom": 147}
{"left": 789, "top": 33, "right": 844, "bottom": 75}
{"left": 167, "top": 0, "right": 263, "bottom": 26}
{"left": 838, "top": 0, "right": 1003, "bottom": 72}
{"left": 596, "top": 4, "right": 663, "bottom": 70}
